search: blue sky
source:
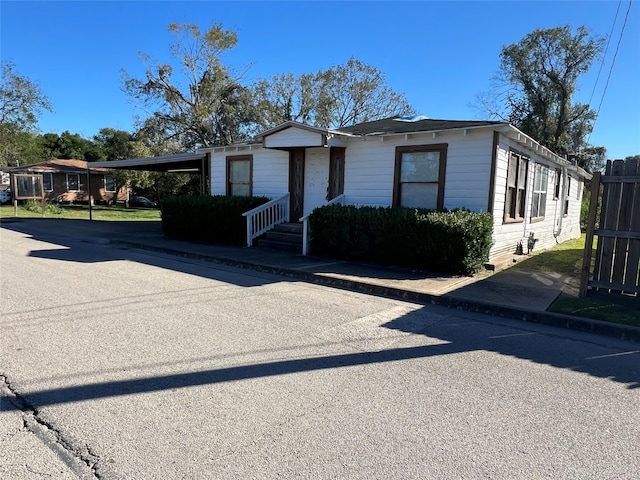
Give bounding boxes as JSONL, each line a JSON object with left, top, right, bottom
{"left": 2, "top": 1, "right": 638, "bottom": 160}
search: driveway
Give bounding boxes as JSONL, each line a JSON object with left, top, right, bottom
{"left": 1, "top": 225, "right": 639, "bottom": 479}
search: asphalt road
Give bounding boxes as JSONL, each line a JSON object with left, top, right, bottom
{"left": 1, "top": 225, "right": 639, "bottom": 479}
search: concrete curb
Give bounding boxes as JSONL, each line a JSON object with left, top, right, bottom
{"left": 113, "top": 240, "right": 640, "bottom": 344}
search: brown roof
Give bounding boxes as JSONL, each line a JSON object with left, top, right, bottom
{"left": 7, "top": 159, "right": 114, "bottom": 174}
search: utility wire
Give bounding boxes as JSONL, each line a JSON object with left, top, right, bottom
{"left": 588, "top": 0, "right": 633, "bottom": 146}
{"left": 587, "top": 1, "right": 621, "bottom": 108}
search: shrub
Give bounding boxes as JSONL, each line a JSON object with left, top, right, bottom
{"left": 309, "top": 204, "right": 493, "bottom": 275}
{"left": 24, "top": 200, "right": 63, "bottom": 215}
{"left": 160, "top": 195, "right": 270, "bottom": 245}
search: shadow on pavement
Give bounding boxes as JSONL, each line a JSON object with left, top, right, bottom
{"left": 3, "top": 218, "right": 639, "bottom": 413}
{"left": 9, "top": 307, "right": 639, "bottom": 411}
{"left": 1, "top": 219, "right": 282, "bottom": 288}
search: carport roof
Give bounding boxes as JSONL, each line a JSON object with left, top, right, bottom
{"left": 90, "top": 152, "right": 207, "bottom": 172}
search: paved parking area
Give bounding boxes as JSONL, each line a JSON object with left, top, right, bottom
{"left": 2, "top": 224, "right": 639, "bottom": 479}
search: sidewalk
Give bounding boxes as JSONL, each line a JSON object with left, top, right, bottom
{"left": 3, "top": 218, "right": 639, "bottom": 342}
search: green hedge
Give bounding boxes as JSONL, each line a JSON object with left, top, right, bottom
{"left": 309, "top": 205, "right": 493, "bottom": 275}
{"left": 161, "top": 195, "right": 270, "bottom": 245}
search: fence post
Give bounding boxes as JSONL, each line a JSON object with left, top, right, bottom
{"left": 579, "top": 172, "right": 601, "bottom": 297}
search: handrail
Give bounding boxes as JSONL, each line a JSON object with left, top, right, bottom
{"left": 242, "top": 193, "right": 290, "bottom": 247}
{"left": 301, "top": 194, "right": 346, "bottom": 255}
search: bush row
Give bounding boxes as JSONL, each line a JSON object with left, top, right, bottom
{"left": 309, "top": 204, "right": 493, "bottom": 275}
{"left": 161, "top": 195, "right": 270, "bottom": 245}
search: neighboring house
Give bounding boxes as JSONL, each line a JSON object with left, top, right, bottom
{"left": 6, "top": 159, "right": 127, "bottom": 205}
{"left": 203, "top": 116, "right": 591, "bottom": 262}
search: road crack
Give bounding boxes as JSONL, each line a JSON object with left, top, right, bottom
{"left": 1, "top": 374, "right": 104, "bottom": 479}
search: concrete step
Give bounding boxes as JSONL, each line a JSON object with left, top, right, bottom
{"left": 258, "top": 239, "right": 303, "bottom": 253}
{"left": 272, "top": 222, "right": 303, "bottom": 234}
{"left": 258, "top": 222, "right": 303, "bottom": 253}
{"left": 264, "top": 230, "right": 303, "bottom": 245}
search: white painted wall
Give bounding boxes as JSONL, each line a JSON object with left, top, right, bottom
{"left": 264, "top": 128, "right": 324, "bottom": 149}
{"left": 210, "top": 147, "right": 289, "bottom": 198}
{"left": 489, "top": 135, "right": 584, "bottom": 259}
{"left": 252, "top": 148, "right": 289, "bottom": 198}
{"left": 209, "top": 126, "right": 585, "bottom": 263}
{"left": 342, "top": 129, "right": 494, "bottom": 211}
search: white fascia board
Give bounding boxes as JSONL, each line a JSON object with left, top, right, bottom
{"left": 356, "top": 123, "right": 506, "bottom": 142}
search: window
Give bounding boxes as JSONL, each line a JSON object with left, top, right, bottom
{"left": 530, "top": 164, "right": 548, "bottom": 220}
{"left": 393, "top": 144, "right": 447, "bottom": 210}
{"left": 504, "top": 151, "right": 528, "bottom": 222}
{"left": 43, "top": 173, "right": 53, "bottom": 192}
{"left": 553, "top": 168, "right": 561, "bottom": 200}
{"left": 67, "top": 173, "right": 80, "bottom": 192}
{"left": 564, "top": 177, "right": 571, "bottom": 216}
{"left": 104, "top": 175, "right": 116, "bottom": 192}
{"left": 226, "top": 155, "right": 252, "bottom": 196}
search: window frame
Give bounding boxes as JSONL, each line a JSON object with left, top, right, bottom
{"left": 104, "top": 175, "right": 116, "bottom": 193}
{"left": 392, "top": 143, "right": 447, "bottom": 210}
{"left": 43, "top": 172, "right": 53, "bottom": 192}
{"left": 66, "top": 173, "right": 80, "bottom": 192}
{"left": 553, "top": 168, "right": 561, "bottom": 200}
{"left": 327, "top": 147, "right": 345, "bottom": 201}
{"left": 226, "top": 155, "right": 253, "bottom": 197}
{"left": 530, "top": 164, "right": 548, "bottom": 222}
{"left": 503, "top": 151, "right": 529, "bottom": 223}
{"left": 564, "top": 176, "right": 571, "bottom": 216}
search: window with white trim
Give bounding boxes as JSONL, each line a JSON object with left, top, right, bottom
{"left": 530, "top": 164, "right": 548, "bottom": 220}
{"left": 67, "top": 173, "right": 80, "bottom": 192}
{"left": 104, "top": 175, "right": 116, "bottom": 192}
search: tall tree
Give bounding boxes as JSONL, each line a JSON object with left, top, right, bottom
{"left": 122, "top": 23, "right": 256, "bottom": 149}
{"left": 476, "top": 25, "right": 605, "bottom": 160}
{"left": 318, "top": 57, "right": 415, "bottom": 128}
{"left": 253, "top": 57, "right": 415, "bottom": 130}
{"left": 252, "top": 72, "right": 320, "bottom": 127}
{"left": 0, "top": 62, "right": 53, "bottom": 167}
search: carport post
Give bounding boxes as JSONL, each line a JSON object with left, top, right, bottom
{"left": 87, "top": 166, "right": 93, "bottom": 221}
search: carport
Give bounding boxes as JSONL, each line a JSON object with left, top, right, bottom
{"left": 90, "top": 151, "right": 211, "bottom": 195}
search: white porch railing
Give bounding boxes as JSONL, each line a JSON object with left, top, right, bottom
{"left": 242, "top": 193, "right": 290, "bottom": 247}
{"left": 301, "top": 194, "right": 346, "bottom": 256}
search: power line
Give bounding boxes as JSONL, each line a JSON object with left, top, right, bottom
{"left": 587, "top": 1, "right": 621, "bottom": 108}
{"left": 588, "top": 0, "right": 633, "bottom": 146}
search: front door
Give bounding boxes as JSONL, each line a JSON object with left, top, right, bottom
{"left": 289, "top": 148, "right": 305, "bottom": 221}
{"left": 328, "top": 147, "right": 345, "bottom": 200}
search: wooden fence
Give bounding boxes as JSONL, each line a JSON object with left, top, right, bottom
{"left": 580, "top": 158, "right": 640, "bottom": 297}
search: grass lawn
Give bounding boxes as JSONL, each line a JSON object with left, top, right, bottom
{"left": 510, "top": 234, "right": 640, "bottom": 327}
{"left": 0, "top": 204, "right": 161, "bottom": 221}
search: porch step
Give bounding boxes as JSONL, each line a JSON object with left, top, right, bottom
{"left": 258, "top": 222, "right": 303, "bottom": 253}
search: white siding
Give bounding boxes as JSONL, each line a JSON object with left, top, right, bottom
{"left": 342, "top": 129, "right": 494, "bottom": 210}
{"left": 342, "top": 138, "right": 395, "bottom": 207}
{"left": 210, "top": 147, "right": 289, "bottom": 199}
{"left": 209, "top": 126, "right": 586, "bottom": 264}
{"left": 264, "top": 128, "right": 325, "bottom": 148}
{"left": 489, "top": 135, "right": 584, "bottom": 260}
{"left": 252, "top": 149, "right": 289, "bottom": 197}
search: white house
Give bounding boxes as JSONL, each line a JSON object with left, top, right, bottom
{"left": 204, "top": 116, "right": 591, "bottom": 263}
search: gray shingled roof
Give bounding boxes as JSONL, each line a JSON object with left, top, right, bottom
{"left": 335, "top": 116, "right": 506, "bottom": 136}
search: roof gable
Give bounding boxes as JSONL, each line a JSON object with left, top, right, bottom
{"left": 257, "top": 121, "right": 330, "bottom": 149}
